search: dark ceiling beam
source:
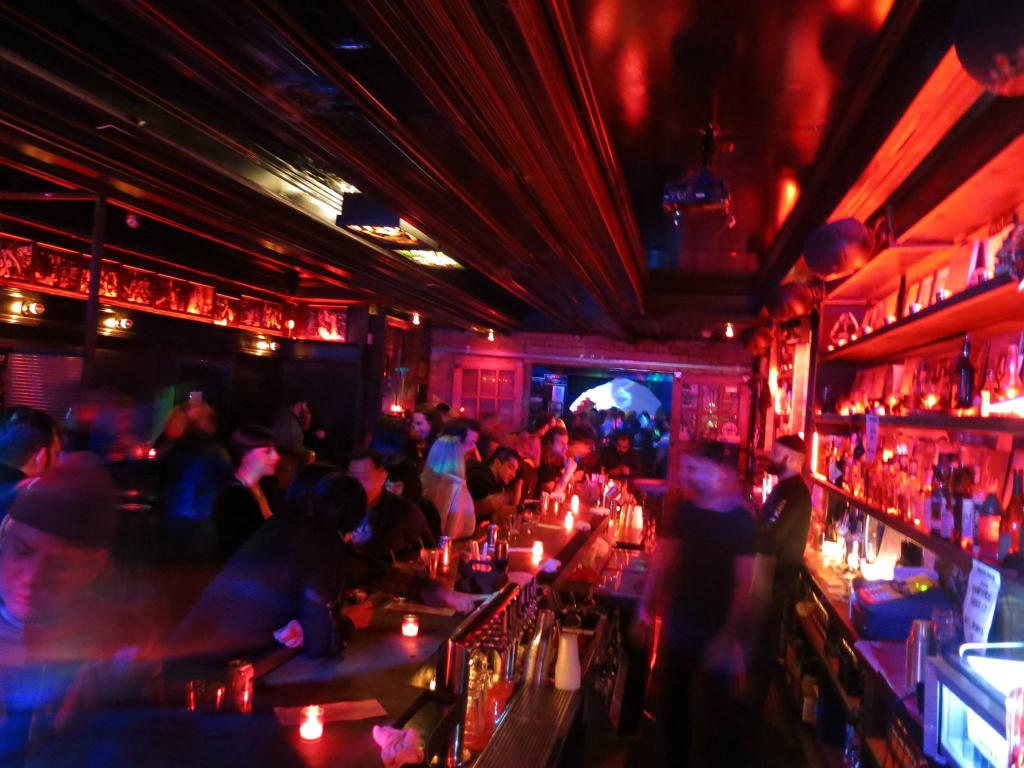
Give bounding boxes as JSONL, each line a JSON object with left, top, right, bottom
{"left": 245, "top": 0, "right": 615, "bottom": 335}
{"left": 753, "top": 0, "right": 952, "bottom": 294}
{"left": 0, "top": 9, "right": 525, "bottom": 330}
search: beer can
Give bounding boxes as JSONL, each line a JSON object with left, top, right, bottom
{"left": 486, "top": 524, "right": 499, "bottom": 549}
{"left": 227, "top": 659, "right": 254, "bottom": 714}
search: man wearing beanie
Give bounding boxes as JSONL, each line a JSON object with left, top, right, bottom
{"left": 0, "top": 453, "right": 145, "bottom": 757}
{"left": 0, "top": 407, "right": 60, "bottom": 522}
{"left": 748, "top": 434, "right": 813, "bottom": 711}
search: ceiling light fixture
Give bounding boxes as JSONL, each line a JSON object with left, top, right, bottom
{"left": 725, "top": 322, "right": 735, "bottom": 339}
{"left": 395, "top": 249, "right": 462, "bottom": 269}
{"left": 487, "top": 329, "right": 495, "bottom": 342}
{"left": 103, "top": 315, "right": 133, "bottom": 331}
{"left": 412, "top": 312, "right": 421, "bottom": 326}
{"left": 662, "top": 122, "right": 732, "bottom": 225}
{"left": 10, "top": 300, "right": 44, "bottom": 317}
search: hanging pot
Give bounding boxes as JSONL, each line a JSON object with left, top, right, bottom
{"left": 765, "top": 282, "right": 814, "bottom": 323}
{"left": 954, "top": 0, "right": 1024, "bottom": 96}
{"left": 803, "top": 218, "right": 874, "bottom": 280}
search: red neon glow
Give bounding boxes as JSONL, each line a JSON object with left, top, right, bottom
{"left": 617, "top": 41, "right": 649, "bottom": 131}
{"left": 776, "top": 174, "right": 800, "bottom": 229}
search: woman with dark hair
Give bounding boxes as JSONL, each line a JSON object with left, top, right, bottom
{"left": 212, "top": 425, "right": 280, "bottom": 561}
{"left": 386, "top": 457, "right": 442, "bottom": 540}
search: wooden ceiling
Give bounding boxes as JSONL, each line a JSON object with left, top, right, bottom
{"left": 0, "top": 1, "right": 964, "bottom": 338}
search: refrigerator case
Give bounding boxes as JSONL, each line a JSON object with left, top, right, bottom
{"left": 924, "top": 649, "right": 1024, "bottom": 767}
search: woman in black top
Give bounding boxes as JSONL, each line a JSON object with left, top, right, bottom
{"left": 212, "top": 425, "right": 280, "bottom": 562}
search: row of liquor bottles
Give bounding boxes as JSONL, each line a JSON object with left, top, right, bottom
{"left": 819, "top": 434, "right": 1024, "bottom": 563}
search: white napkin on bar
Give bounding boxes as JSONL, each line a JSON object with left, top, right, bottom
{"left": 274, "top": 699, "right": 387, "bottom": 725}
{"left": 372, "top": 725, "right": 423, "bottom": 768}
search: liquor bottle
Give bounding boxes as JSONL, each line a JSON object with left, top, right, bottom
{"left": 1002, "top": 471, "right": 1023, "bottom": 560}
{"left": 954, "top": 336, "right": 975, "bottom": 410}
{"left": 930, "top": 465, "right": 946, "bottom": 538}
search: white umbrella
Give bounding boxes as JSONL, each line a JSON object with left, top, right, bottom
{"left": 570, "top": 377, "right": 662, "bottom": 414}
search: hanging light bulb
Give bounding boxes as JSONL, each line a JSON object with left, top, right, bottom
{"left": 487, "top": 328, "right": 495, "bottom": 342}
{"left": 725, "top": 322, "right": 735, "bottom": 339}
{"left": 412, "top": 312, "right": 421, "bottom": 326}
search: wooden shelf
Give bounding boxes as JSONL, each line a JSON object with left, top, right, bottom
{"left": 814, "top": 412, "right": 1024, "bottom": 436}
{"left": 903, "top": 131, "right": 1024, "bottom": 242}
{"left": 826, "top": 242, "right": 949, "bottom": 303}
{"left": 810, "top": 476, "right": 975, "bottom": 572}
{"left": 821, "top": 273, "right": 1024, "bottom": 364}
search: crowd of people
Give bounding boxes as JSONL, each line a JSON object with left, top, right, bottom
{"left": 0, "top": 392, "right": 811, "bottom": 767}
{"left": 0, "top": 396, "right": 658, "bottom": 760}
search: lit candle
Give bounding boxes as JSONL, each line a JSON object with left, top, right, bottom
{"left": 570, "top": 495, "right": 579, "bottom": 514}
{"left": 401, "top": 614, "right": 420, "bottom": 638}
{"left": 886, "top": 315, "right": 897, "bottom": 325}
{"left": 299, "top": 705, "right": 324, "bottom": 742}
{"left": 532, "top": 540, "right": 544, "bottom": 564}
{"left": 564, "top": 512, "right": 574, "bottom": 532}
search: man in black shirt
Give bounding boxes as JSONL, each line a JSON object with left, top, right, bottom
{"left": 636, "top": 441, "right": 755, "bottom": 766}
{"left": 598, "top": 431, "right": 639, "bottom": 479}
{"left": 749, "top": 434, "right": 813, "bottom": 710}
{"left": 466, "top": 447, "right": 520, "bottom": 523}
{"left": 348, "top": 450, "right": 434, "bottom": 560}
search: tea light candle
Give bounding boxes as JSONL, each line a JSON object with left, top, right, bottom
{"left": 532, "top": 540, "right": 544, "bottom": 564}
{"left": 570, "top": 494, "right": 579, "bottom": 514}
{"left": 401, "top": 614, "right": 420, "bottom": 637}
{"left": 299, "top": 705, "right": 324, "bottom": 742}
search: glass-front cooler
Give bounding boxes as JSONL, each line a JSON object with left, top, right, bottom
{"left": 924, "top": 645, "right": 1024, "bottom": 767}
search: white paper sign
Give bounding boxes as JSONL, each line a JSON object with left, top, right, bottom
{"left": 964, "top": 560, "right": 1001, "bottom": 644}
{"left": 864, "top": 413, "right": 880, "bottom": 464}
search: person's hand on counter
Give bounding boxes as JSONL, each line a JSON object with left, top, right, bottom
{"left": 343, "top": 599, "right": 375, "bottom": 630}
{"left": 437, "top": 587, "right": 479, "bottom": 613}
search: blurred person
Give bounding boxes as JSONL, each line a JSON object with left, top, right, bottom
{"left": 0, "top": 454, "right": 155, "bottom": 757}
{"left": 272, "top": 400, "right": 312, "bottom": 458}
{"left": 348, "top": 449, "right": 434, "bottom": 560}
{"left": 467, "top": 447, "right": 520, "bottom": 524}
{"left": 435, "top": 402, "right": 451, "bottom": 423}
{"left": 213, "top": 426, "right": 279, "bottom": 561}
{"left": 369, "top": 415, "right": 408, "bottom": 458}
{"left": 599, "top": 430, "right": 639, "bottom": 479}
{"left": 385, "top": 457, "right": 441, "bottom": 540}
{"left": 748, "top": 435, "right": 812, "bottom": 710}
{"left": 439, "top": 417, "right": 480, "bottom": 463}
{"left": 405, "top": 404, "right": 442, "bottom": 472}
{"left": 157, "top": 401, "right": 230, "bottom": 562}
{"left": 421, "top": 436, "right": 476, "bottom": 539}
{"left": 634, "top": 441, "right": 756, "bottom": 767}
{"left": 0, "top": 407, "right": 60, "bottom": 522}
{"left": 166, "top": 469, "right": 368, "bottom": 663}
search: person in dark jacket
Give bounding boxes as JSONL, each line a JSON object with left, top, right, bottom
{"left": 0, "top": 407, "right": 60, "bottom": 522}
{"left": 212, "top": 426, "right": 279, "bottom": 562}
{"left": 348, "top": 449, "right": 434, "bottom": 561}
{"left": 166, "top": 471, "right": 368, "bottom": 663}
{"left": 599, "top": 431, "right": 640, "bottom": 479}
{"left": 385, "top": 457, "right": 442, "bottom": 540}
{"left": 157, "top": 402, "right": 230, "bottom": 562}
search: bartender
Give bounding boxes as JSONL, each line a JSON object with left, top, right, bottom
{"left": 748, "top": 434, "right": 812, "bottom": 710}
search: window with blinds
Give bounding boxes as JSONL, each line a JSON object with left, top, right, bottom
{"left": 6, "top": 353, "right": 82, "bottom": 417}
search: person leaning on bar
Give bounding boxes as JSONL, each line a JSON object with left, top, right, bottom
{"left": 0, "top": 454, "right": 157, "bottom": 759}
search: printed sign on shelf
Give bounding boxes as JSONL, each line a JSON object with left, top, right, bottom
{"left": 964, "top": 559, "right": 1001, "bottom": 644}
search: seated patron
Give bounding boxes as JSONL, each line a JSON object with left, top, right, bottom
{"left": 0, "top": 454, "right": 153, "bottom": 758}
{"left": 439, "top": 417, "right": 481, "bottom": 464}
{"left": 537, "top": 425, "right": 597, "bottom": 496}
{"left": 599, "top": 431, "right": 640, "bottom": 479}
{"left": 348, "top": 449, "right": 434, "bottom": 560}
{"left": 213, "top": 426, "right": 280, "bottom": 562}
{"left": 166, "top": 469, "right": 368, "bottom": 662}
{"left": 0, "top": 407, "right": 60, "bottom": 522}
{"left": 466, "top": 447, "right": 520, "bottom": 523}
{"left": 404, "top": 405, "right": 442, "bottom": 473}
{"left": 421, "top": 436, "right": 476, "bottom": 539}
{"left": 386, "top": 458, "right": 442, "bottom": 540}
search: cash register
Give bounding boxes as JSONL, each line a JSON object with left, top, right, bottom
{"left": 850, "top": 573, "right": 954, "bottom": 640}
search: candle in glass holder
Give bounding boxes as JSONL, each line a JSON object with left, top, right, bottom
{"left": 532, "top": 540, "right": 544, "bottom": 564}
{"left": 570, "top": 494, "right": 579, "bottom": 514}
{"left": 299, "top": 705, "right": 324, "bottom": 742}
{"left": 401, "top": 614, "right": 420, "bottom": 637}
{"left": 564, "top": 512, "right": 574, "bottom": 532}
